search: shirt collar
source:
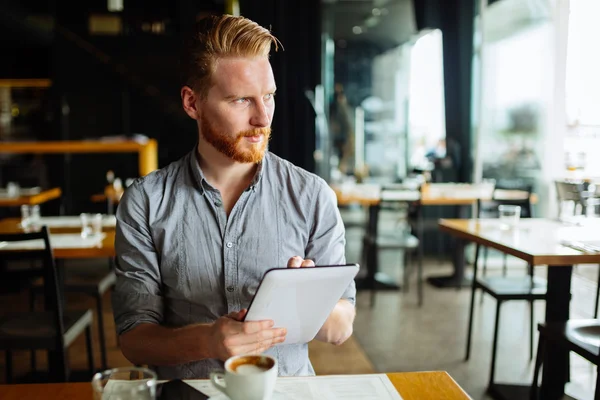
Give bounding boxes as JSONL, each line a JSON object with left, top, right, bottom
{"left": 188, "top": 147, "right": 268, "bottom": 195}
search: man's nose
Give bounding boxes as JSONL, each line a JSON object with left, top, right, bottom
{"left": 250, "top": 103, "right": 270, "bottom": 127}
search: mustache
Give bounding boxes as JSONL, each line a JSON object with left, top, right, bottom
{"left": 237, "top": 127, "right": 272, "bottom": 139}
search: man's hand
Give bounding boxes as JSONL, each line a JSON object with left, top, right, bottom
{"left": 287, "top": 256, "right": 315, "bottom": 268}
{"left": 209, "top": 309, "right": 287, "bottom": 361}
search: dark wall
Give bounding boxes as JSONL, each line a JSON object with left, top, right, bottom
{"left": 413, "top": 0, "right": 475, "bottom": 182}
{"left": 241, "top": 0, "right": 321, "bottom": 172}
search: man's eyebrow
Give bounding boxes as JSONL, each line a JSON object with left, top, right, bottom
{"left": 223, "top": 89, "right": 277, "bottom": 101}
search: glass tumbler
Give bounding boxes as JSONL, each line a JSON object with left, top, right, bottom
{"left": 91, "top": 366, "right": 157, "bottom": 400}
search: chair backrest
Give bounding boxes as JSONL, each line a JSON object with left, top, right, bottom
{"left": 0, "top": 226, "right": 65, "bottom": 347}
{"left": 478, "top": 184, "right": 534, "bottom": 219}
{"left": 555, "top": 180, "right": 586, "bottom": 203}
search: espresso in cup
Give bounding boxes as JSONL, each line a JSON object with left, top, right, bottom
{"left": 229, "top": 355, "right": 275, "bottom": 375}
{"left": 211, "top": 354, "right": 277, "bottom": 400}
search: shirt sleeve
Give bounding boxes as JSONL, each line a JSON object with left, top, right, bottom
{"left": 112, "top": 181, "right": 164, "bottom": 336}
{"left": 305, "top": 180, "right": 356, "bottom": 305}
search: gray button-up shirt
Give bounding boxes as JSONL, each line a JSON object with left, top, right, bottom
{"left": 112, "top": 149, "right": 355, "bottom": 379}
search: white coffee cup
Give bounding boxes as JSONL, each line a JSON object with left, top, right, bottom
{"left": 210, "top": 354, "right": 277, "bottom": 400}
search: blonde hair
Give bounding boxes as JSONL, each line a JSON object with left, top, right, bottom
{"left": 180, "top": 14, "right": 281, "bottom": 98}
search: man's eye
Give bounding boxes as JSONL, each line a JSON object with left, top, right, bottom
{"left": 265, "top": 93, "right": 275, "bottom": 101}
{"left": 234, "top": 98, "right": 249, "bottom": 104}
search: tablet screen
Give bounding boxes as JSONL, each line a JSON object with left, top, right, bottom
{"left": 244, "top": 264, "right": 359, "bottom": 345}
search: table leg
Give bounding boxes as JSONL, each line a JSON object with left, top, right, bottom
{"left": 540, "top": 265, "right": 572, "bottom": 400}
{"left": 426, "top": 237, "right": 472, "bottom": 288}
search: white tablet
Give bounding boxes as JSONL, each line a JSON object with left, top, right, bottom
{"left": 244, "top": 264, "right": 359, "bottom": 345}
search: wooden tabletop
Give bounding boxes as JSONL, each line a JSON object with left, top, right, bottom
{"left": 439, "top": 218, "right": 600, "bottom": 265}
{"left": 0, "top": 188, "right": 61, "bottom": 207}
{"left": 331, "top": 182, "right": 536, "bottom": 207}
{"left": 0, "top": 139, "right": 158, "bottom": 176}
{"left": 0, "top": 220, "right": 115, "bottom": 259}
{"left": 0, "top": 371, "right": 470, "bottom": 400}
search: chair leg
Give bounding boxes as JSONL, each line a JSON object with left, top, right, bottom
{"left": 96, "top": 293, "right": 108, "bottom": 370}
{"left": 529, "top": 300, "right": 534, "bottom": 360}
{"left": 465, "top": 244, "right": 480, "bottom": 361}
{"left": 489, "top": 301, "right": 502, "bottom": 388}
{"left": 30, "top": 349, "right": 37, "bottom": 372}
{"left": 403, "top": 250, "right": 411, "bottom": 293}
{"left": 417, "top": 247, "right": 423, "bottom": 307}
{"left": 530, "top": 330, "right": 545, "bottom": 400}
{"left": 30, "top": 291, "right": 37, "bottom": 371}
{"left": 480, "top": 246, "right": 487, "bottom": 304}
{"left": 5, "top": 350, "right": 12, "bottom": 384}
{"left": 86, "top": 326, "right": 95, "bottom": 375}
{"left": 481, "top": 246, "right": 488, "bottom": 276}
{"left": 595, "top": 367, "right": 600, "bottom": 400}
{"left": 502, "top": 253, "right": 508, "bottom": 276}
{"left": 595, "top": 265, "right": 600, "bottom": 318}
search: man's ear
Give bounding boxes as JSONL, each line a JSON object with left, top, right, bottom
{"left": 181, "top": 86, "right": 200, "bottom": 120}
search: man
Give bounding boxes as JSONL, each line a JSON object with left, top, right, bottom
{"left": 112, "top": 14, "right": 356, "bottom": 379}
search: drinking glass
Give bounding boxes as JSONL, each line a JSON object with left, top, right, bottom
{"left": 498, "top": 205, "right": 521, "bottom": 230}
{"left": 30, "top": 205, "right": 41, "bottom": 226}
{"left": 7, "top": 182, "right": 20, "bottom": 198}
{"left": 20, "top": 205, "right": 31, "bottom": 227}
{"left": 80, "top": 213, "right": 102, "bottom": 238}
{"left": 92, "top": 366, "right": 157, "bottom": 400}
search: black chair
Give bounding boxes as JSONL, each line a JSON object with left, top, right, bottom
{"left": 531, "top": 319, "right": 600, "bottom": 400}
{"left": 361, "top": 185, "right": 422, "bottom": 307}
{"left": 465, "top": 245, "right": 546, "bottom": 390}
{"left": 0, "top": 226, "right": 95, "bottom": 383}
{"left": 555, "top": 181, "right": 600, "bottom": 318}
{"left": 476, "top": 185, "right": 534, "bottom": 277}
{"left": 555, "top": 180, "right": 592, "bottom": 218}
{"left": 30, "top": 264, "right": 115, "bottom": 371}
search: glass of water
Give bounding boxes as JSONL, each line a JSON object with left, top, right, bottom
{"left": 498, "top": 205, "right": 521, "bottom": 230}
{"left": 92, "top": 366, "right": 157, "bottom": 400}
{"left": 80, "top": 213, "right": 103, "bottom": 238}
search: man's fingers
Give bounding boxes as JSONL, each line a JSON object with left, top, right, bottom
{"left": 300, "top": 259, "right": 315, "bottom": 267}
{"left": 287, "top": 256, "right": 315, "bottom": 268}
{"left": 226, "top": 327, "right": 286, "bottom": 347}
{"left": 241, "top": 319, "right": 275, "bottom": 334}
{"left": 236, "top": 333, "right": 287, "bottom": 355}
{"left": 287, "top": 256, "right": 303, "bottom": 268}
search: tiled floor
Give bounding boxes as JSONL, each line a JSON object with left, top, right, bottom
{"left": 343, "top": 207, "right": 598, "bottom": 400}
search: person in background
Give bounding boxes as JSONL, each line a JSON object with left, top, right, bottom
{"left": 112, "top": 14, "right": 356, "bottom": 379}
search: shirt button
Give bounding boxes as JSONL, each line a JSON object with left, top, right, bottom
{"left": 226, "top": 286, "right": 234, "bottom": 292}
{"left": 226, "top": 242, "right": 233, "bottom": 248}
{"left": 214, "top": 200, "right": 222, "bottom": 207}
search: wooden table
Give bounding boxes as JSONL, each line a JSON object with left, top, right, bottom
{"left": 0, "top": 139, "right": 158, "bottom": 177}
{"left": 331, "top": 182, "right": 538, "bottom": 292}
{"left": 0, "top": 188, "right": 62, "bottom": 207}
{"left": 0, "top": 219, "right": 115, "bottom": 259}
{"left": 0, "top": 371, "right": 471, "bottom": 400}
{"left": 439, "top": 218, "right": 600, "bottom": 400}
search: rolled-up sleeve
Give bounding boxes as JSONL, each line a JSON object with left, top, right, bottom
{"left": 112, "top": 181, "right": 164, "bottom": 336}
{"left": 305, "top": 181, "right": 357, "bottom": 305}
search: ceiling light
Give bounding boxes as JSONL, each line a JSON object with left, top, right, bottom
{"left": 372, "top": 8, "right": 381, "bottom": 16}
{"left": 352, "top": 26, "right": 363, "bottom": 34}
{"left": 107, "top": 0, "right": 123, "bottom": 12}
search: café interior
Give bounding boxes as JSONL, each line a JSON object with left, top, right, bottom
{"left": 1, "top": 0, "right": 600, "bottom": 399}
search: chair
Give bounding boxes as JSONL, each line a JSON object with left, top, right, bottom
{"left": 30, "top": 263, "right": 115, "bottom": 371}
{"left": 476, "top": 184, "right": 534, "bottom": 277}
{"left": 361, "top": 185, "right": 422, "bottom": 307}
{"left": 0, "top": 226, "right": 95, "bottom": 383}
{"left": 555, "top": 180, "right": 592, "bottom": 219}
{"left": 531, "top": 319, "right": 600, "bottom": 400}
{"left": 465, "top": 245, "right": 546, "bottom": 389}
{"left": 555, "top": 181, "right": 600, "bottom": 318}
